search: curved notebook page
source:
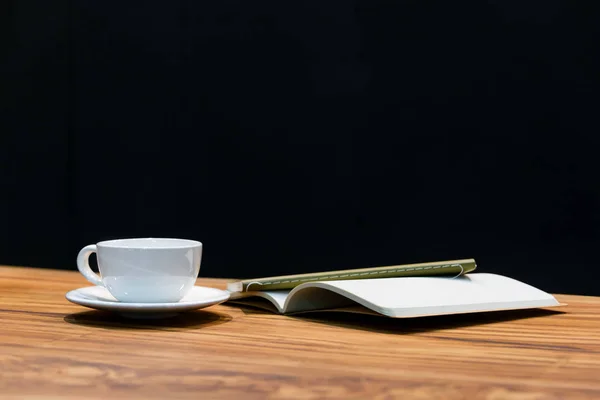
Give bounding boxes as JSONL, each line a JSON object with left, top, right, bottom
{"left": 228, "top": 288, "right": 375, "bottom": 315}
{"left": 286, "top": 273, "right": 560, "bottom": 317}
{"left": 227, "top": 290, "right": 291, "bottom": 313}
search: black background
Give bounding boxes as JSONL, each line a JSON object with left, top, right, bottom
{"left": 2, "top": 1, "right": 599, "bottom": 295}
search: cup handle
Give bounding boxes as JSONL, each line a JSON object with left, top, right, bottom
{"left": 76, "top": 245, "right": 104, "bottom": 286}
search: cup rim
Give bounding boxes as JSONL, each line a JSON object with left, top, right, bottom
{"left": 97, "top": 237, "right": 202, "bottom": 249}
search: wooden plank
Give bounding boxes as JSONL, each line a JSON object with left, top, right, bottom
{"left": 0, "top": 265, "right": 599, "bottom": 399}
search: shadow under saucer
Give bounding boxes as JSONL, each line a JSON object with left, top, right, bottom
{"left": 64, "top": 309, "right": 232, "bottom": 330}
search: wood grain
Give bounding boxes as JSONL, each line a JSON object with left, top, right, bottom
{"left": 0, "top": 265, "right": 599, "bottom": 399}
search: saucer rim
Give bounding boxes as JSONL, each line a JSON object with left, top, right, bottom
{"left": 65, "top": 285, "right": 230, "bottom": 312}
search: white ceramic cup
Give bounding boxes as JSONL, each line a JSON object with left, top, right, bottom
{"left": 76, "top": 238, "right": 202, "bottom": 303}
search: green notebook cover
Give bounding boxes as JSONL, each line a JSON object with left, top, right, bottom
{"left": 227, "top": 258, "right": 477, "bottom": 292}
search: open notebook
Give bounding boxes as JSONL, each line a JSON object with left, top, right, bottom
{"left": 227, "top": 273, "right": 561, "bottom": 318}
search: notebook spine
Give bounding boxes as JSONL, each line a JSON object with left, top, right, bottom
{"left": 227, "top": 281, "right": 243, "bottom": 292}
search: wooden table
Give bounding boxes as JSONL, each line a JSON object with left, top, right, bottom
{"left": 1, "top": 266, "right": 599, "bottom": 399}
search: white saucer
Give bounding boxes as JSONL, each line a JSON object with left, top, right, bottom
{"left": 66, "top": 286, "right": 230, "bottom": 319}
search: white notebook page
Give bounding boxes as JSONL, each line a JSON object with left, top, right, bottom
{"left": 311, "top": 273, "right": 559, "bottom": 317}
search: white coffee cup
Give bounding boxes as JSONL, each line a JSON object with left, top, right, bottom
{"left": 76, "top": 238, "right": 202, "bottom": 303}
